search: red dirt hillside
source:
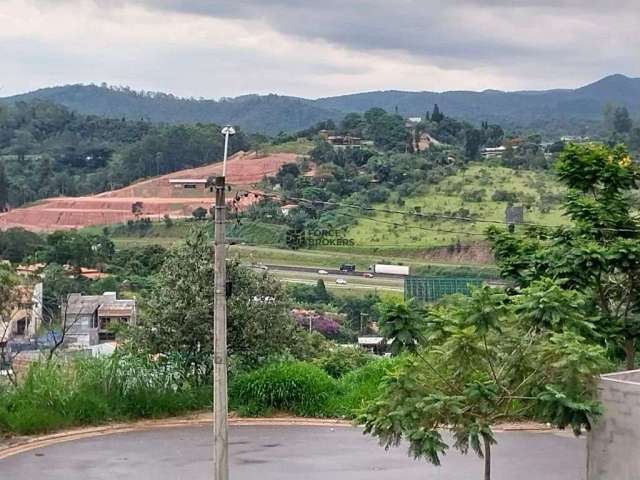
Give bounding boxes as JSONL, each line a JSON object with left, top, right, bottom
{"left": 0, "top": 151, "right": 299, "bottom": 232}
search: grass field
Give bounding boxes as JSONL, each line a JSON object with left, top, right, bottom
{"left": 347, "top": 163, "right": 566, "bottom": 251}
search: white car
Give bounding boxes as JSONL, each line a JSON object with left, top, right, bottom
{"left": 335, "top": 278, "right": 348, "bottom": 285}
{"left": 318, "top": 269, "right": 329, "bottom": 275}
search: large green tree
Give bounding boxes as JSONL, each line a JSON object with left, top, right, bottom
{"left": 360, "top": 286, "right": 610, "bottom": 480}
{"left": 136, "top": 227, "right": 300, "bottom": 379}
{"left": 0, "top": 228, "right": 44, "bottom": 263}
{"left": 489, "top": 143, "right": 640, "bottom": 369}
{"left": 43, "top": 231, "right": 114, "bottom": 270}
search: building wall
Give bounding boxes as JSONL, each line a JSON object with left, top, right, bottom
{"left": 587, "top": 370, "right": 640, "bottom": 480}
{"left": 65, "top": 314, "right": 99, "bottom": 347}
{"left": 26, "top": 282, "right": 43, "bottom": 338}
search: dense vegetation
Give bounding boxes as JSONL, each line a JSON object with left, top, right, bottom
{"left": 0, "top": 353, "right": 395, "bottom": 435}
{"left": 5, "top": 74, "right": 639, "bottom": 136}
{"left": 5, "top": 84, "right": 342, "bottom": 136}
{"left": 0, "top": 100, "right": 248, "bottom": 208}
{"left": 239, "top": 107, "right": 559, "bottom": 252}
{"left": 489, "top": 143, "right": 640, "bottom": 369}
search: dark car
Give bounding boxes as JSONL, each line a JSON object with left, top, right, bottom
{"left": 339, "top": 263, "right": 356, "bottom": 273}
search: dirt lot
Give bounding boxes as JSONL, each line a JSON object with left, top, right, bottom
{"left": 0, "top": 152, "right": 299, "bottom": 231}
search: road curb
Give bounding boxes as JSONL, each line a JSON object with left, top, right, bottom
{"left": 0, "top": 415, "right": 552, "bottom": 460}
{"left": 0, "top": 415, "right": 351, "bottom": 460}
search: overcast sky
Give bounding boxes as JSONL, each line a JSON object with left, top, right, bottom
{"left": 1, "top": 0, "right": 639, "bottom": 99}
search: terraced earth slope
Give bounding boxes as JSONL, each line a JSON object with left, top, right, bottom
{"left": 0, "top": 151, "right": 299, "bottom": 231}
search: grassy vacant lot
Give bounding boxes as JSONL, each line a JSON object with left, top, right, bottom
{"left": 348, "top": 163, "right": 566, "bottom": 251}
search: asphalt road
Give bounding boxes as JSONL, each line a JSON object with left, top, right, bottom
{"left": 262, "top": 264, "right": 406, "bottom": 280}
{"left": 0, "top": 425, "right": 585, "bottom": 480}
{"left": 270, "top": 269, "right": 404, "bottom": 293}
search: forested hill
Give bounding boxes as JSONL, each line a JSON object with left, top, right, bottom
{"left": 4, "top": 85, "right": 342, "bottom": 136}
{"left": 316, "top": 74, "right": 640, "bottom": 135}
{"left": 0, "top": 101, "right": 249, "bottom": 208}
{"left": 3, "top": 74, "right": 639, "bottom": 136}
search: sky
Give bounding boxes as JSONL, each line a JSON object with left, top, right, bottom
{"left": 1, "top": 0, "right": 639, "bottom": 99}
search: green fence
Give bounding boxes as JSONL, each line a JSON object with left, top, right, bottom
{"left": 404, "top": 276, "right": 484, "bottom": 303}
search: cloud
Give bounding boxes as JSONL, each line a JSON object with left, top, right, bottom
{"left": 0, "top": 0, "right": 638, "bottom": 98}
{"left": 110, "top": 1, "right": 640, "bottom": 69}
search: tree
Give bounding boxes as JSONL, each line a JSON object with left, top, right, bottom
{"left": 0, "top": 228, "right": 44, "bottom": 263}
{"left": 431, "top": 104, "right": 444, "bottom": 123}
{"left": 135, "top": 228, "right": 300, "bottom": 378}
{"left": 10, "top": 129, "right": 35, "bottom": 162}
{"left": 489, "top": 143, "right": 640, "bottom": 369}
{"left": 378, "top": 300, "right": 426, "bottom": 355}
{"left": 41, "top": 263, "right": 83, "bottom": 322}
{"left": 464, "top": 128, "right": 484, "bottom": 160}
{"left": 43, "top": 231, "right": 111, "bottom": 270}
{"left": 131, "top": 201, "right": 144, "bottom": 217}
{"left": 359, "top": 286, "right": 610, "bottom": 480}
{"left": 314, "top": 279, "right": 331, "bottom": 304}
{"left": 0, "top": 265, "right": 22, "bottom": 385}
{"left": 192, "top": 206, "right": 207, "bottom": 220}
{"left": 44, "top": 231, "right": 95, "bottom": 269}
{"left": 341, "top": 113, "right": 364, "bottom": 135}
{"left": 363, "top": 108, "right": 412, "bottom": 152}
{"left": 338, "top": 293, "right": 380, "bottom": 332}
{"left": 0, "top": 161, "right": 8, "bottom": 212}
{"left": 612, "top": 106, "right": 632, "bottom": 134}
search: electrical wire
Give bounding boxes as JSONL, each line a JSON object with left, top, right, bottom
{"left": 232, "top": 188, "right": 640, "bottom": 235}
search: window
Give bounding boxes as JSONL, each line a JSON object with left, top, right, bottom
{"left": 183, "top": 184, "right": 197, "bottom": 189}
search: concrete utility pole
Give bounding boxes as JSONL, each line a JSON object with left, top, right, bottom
{"left": 214, "top": 125, "right": 235, "bottom": 480}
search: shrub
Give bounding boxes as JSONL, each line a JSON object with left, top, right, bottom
{"left": 312, "top": 347, "right": 373, "bottom": 378}
{"left": 229, "top": 361, "right": 337, "bottom": 417}
{"left": 328, "top": 358, "right": 399, "bottom": 418}
{"left": 461, "top": 189, "right": 485, "bottom": 202}
{"left": 491, "top": 190, "right": 519, "bottom": 203}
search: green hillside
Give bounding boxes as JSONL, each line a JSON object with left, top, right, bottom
{"left": 347, "top": 163, "right": 566, "bottom": 252}
{"left": 5, "top": 74, "right": 639, "bottom": 136}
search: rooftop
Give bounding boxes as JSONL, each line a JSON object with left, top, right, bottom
{"left": 66, "top": 292, "right": 135, "bottom": 316}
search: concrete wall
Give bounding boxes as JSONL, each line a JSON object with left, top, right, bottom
{"left": 587, "top": 369, "right": 640, "bottom": 480}
{"left": 65, "top": 314, "right": 99, "bottom": 347}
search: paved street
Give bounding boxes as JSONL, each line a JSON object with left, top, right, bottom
{"left": 0, "top": 425, "right": 585, "bottom": 479}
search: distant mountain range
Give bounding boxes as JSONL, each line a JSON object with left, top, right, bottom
{"left": 3, "top": 74, "right": 639, "bottom": 136}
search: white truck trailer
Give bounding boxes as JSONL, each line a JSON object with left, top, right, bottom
{"left": 371, "top": 264, "right": 410, "bottom": 275}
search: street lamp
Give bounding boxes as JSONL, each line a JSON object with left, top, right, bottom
{"left": 221, "top": 126, "right": 235, "bottom": 178}
{"left": 214, "top": 125, "right": 235, "bottom": 480}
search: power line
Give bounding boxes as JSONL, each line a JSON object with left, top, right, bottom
{"left": 337, "top": 210, "right": 486, "bottom": 237}
{"left": 234, "top": 189, "right": 640, "bottom": 235}
{"left": 231, "top": 200, "right": 485, "bottom": 238}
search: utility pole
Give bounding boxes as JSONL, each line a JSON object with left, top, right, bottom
{"left": 214, "top": 125, "right": 234, "bottom": 480}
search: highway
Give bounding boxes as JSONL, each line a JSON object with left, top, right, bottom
{"left": 262, "top": 264, "right": 408, "bottom": 279}
{"left": 249, "top": 264, "right": 405, "bottom": 293}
